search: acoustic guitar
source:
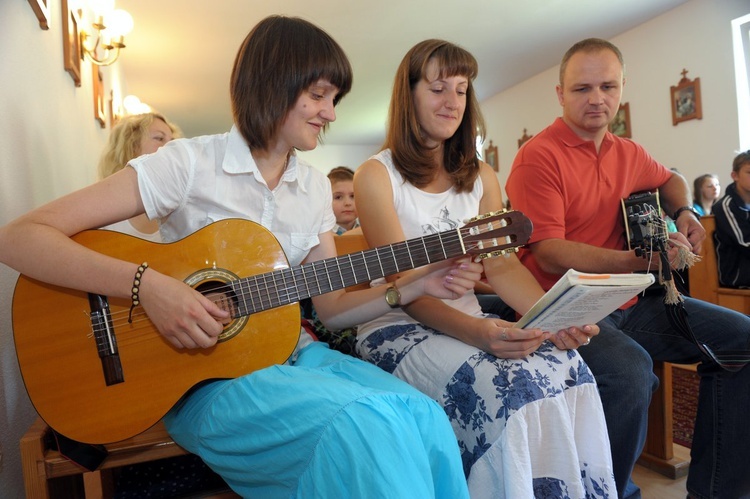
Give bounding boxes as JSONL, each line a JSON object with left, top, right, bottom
{"left": 13, "top": 212, "right": 531, "bottom": 443}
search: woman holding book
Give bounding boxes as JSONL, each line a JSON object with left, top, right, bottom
{"left": 354, "top": 39, "right": 615, "bottom": 497}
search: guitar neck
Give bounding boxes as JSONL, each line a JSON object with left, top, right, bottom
{"left": 229, "top": 230, "right": 466, "bottom": 316}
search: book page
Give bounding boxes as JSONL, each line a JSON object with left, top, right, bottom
{"left": 520, "top": 285, "right": 648, "bottom": 331}
{"left": 515, "top": 269, "right": 655, "bottom": 331}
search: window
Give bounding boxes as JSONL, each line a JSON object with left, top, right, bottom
{"left": 733, "top": 13, "right": 750, "bottom": 150}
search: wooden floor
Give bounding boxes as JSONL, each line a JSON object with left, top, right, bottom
{"left": 633, "top": 444, "right": 690, "bottom": 498}
{"left": 631, "top": 363, "right": 695, "bottom": 498}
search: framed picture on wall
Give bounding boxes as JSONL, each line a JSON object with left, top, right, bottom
{"left": 93, "top": 66, "right": 105, "bottom": 127}
{"left": 484, "top": 141, "right": 499, "bottom": 172}
{"left": 27, "top": 0, "right": 50, "bottom": 30}
{"left": 670, "top": 70, "right": 702, "bottom": 126}
{"left": 609, "top": 102, "right": 631, "bottom": 138}
{"left": 517, "top": 128, "right": 533, "bottom": 149}
{"left": 61, "top": 0, "right": 81, "bottom": 87}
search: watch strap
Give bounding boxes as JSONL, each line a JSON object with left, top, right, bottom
{"left": 672, "top": 206, "right": 699, "bottom": 221}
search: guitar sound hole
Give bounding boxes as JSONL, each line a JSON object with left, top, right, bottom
{"left": 195, "top": 280, "right": 239, "bottom": 325}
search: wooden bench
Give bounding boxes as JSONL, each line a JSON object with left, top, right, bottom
{"left": 687, "top": 215, "right": 750, "bottom": 313}
{"left": 20, "top": 417, "right": 239, "bottom": 499}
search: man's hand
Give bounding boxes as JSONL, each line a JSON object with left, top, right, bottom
{"left": 674, "top": 212, "right": 705, "bottom": 254}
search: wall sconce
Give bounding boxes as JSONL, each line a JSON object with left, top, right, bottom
{"left": 79, "top": 1, "right": 134, "bottom": 66}
{"left": 123, "top": 95, "right": 151, "bottom": 115}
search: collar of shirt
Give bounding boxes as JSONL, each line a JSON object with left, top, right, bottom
{"left": 552, "top": 117, "right": 615, "bottom": 154}
{"left": 221, "top": 126, "right": 308, "bottom": 194}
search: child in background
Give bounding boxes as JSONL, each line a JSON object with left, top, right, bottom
{"left": 328, "top": 166, "right": 359, "bottom": 234}
{"left": 712, "top": 151, "right": 750, "bottom": 287}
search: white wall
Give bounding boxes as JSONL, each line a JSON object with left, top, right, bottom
{"left": 0, "top": 1, "right": 111, "bottom": 495}
{"left": 482, "top": 0, "right": 750, "bottom": 202}
{"left": 298, "top": 143, "right": 380, "bottom": 174}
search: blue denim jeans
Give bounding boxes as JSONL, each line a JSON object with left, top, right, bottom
{"left": 580, "top": 294, "right": 750, "bottom": 499}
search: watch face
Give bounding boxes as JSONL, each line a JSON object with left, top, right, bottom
{"left": 385, "top": 285, "right": 400, "bottom": 307}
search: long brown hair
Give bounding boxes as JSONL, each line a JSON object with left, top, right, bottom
{"left": 230, "top": 16, "right": 353, "bottom": 151}
{"left": 384, "top": 39, "right": 484, "bottom": 192}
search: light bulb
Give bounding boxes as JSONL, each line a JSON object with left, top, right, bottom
{"left": 107, "top": 9, "right": 134, "bottom": 37}
{"left": 123, "top": 95, "right": 151, "bottom": 115}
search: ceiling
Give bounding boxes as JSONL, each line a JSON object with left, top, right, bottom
{"left": 116, "top": 0, "right": 689, "bottom": 145}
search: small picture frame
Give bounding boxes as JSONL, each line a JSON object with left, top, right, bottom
{"left": 109, "top": 90, "right": 120, "bottom": 128}
{"left": 484, "top": 141, "right": 499, "bottom": 172}
{"left": 517, "top": 128, "right": 533, "bottom": 149}
{"left": 27, "top": 0, "right": 50, "bottom": 30}
{"left": 609, "top": 102, "right": 632, "bottom": 138}
{"left": 61, "top": 0, "right": 81, "bottom": 87}
{"left": 93, "top": 66, "right": 105, "bottom": 127}
{"left": 670, "top": 70, "right": 702, "bottom": 126}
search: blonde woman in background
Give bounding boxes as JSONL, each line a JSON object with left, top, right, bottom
{"left": 98, "top": 112, "right": 181, "bottom": 241}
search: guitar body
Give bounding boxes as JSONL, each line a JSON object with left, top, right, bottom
{"left": 13, "top": 219, "right": 300, "bottom": 443}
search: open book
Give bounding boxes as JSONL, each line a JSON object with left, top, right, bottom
{"left": 516, "top": 269, "right": 655, "bottom": 331}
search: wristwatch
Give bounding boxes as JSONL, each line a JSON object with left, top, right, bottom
{"left": 673, "top": 206, "right": 699, "bottom": 221}
{"left": 384, "top": 283, "right": 401, "bottom": 308}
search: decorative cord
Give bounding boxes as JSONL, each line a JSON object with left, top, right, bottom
{"left": 128, "top": 262, "right": 149, "bottom": 323}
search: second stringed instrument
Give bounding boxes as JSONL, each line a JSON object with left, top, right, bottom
{"left": 13, "top": 211, "right": 531, "bottom": 444}
{"left": 621, "top": 192, "right": 750, "bottom": 372}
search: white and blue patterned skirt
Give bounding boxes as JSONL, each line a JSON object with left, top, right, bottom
{"left": 356, "top": 322, "right": 616, "bottom": 499}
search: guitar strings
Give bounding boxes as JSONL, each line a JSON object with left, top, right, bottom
{"left": 89, "top": 220, "right": 511, "bottom": 341}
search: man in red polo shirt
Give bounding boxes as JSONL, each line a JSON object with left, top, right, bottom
{"left": 507, "top": 38, "right": 750, "bottom": 499}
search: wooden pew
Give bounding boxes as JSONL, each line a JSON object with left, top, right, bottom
{"left": 20, "top": 417, "right": 240, "bottom": 499}
{"left": 688, "top": 215, "right": 750, "bottom": 313}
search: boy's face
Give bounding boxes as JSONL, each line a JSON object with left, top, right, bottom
{"left": 732, "top": 162, "right": 750, "bottom": 198}
{"left": 331, "top": 180, "right": 357, "bottom": 227}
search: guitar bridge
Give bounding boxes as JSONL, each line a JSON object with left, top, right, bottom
{"left": 89, "top": 293, "right": 124, "bottom": 386}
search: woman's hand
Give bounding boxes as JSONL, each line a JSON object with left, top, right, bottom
{"left": 411, "top": 256, "right": 484, "bottom": 301}
{"left": 138, "top": 270, "right": 230, "bottom": 349}
{"left": 547, "top": 324, "right": 599, "bottom": 351}
{"left": 468, "top": 317, "right": 551, "bottom": 359}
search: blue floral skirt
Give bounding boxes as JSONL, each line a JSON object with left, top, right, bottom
{"left": 357, "top": 323, "right": 616, "bottom": 499}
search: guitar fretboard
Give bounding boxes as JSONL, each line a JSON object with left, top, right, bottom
{"left": 229, "top": 229, "right": 466, "bottom": 316}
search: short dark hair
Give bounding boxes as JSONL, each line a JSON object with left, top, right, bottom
{"left": 733, "top": 150, "right": 750, "bottom": 174}
{"left": 559, "top": 38, "right": 625, "bottom": 85}
{"left": 230, "top": 16, "right": 353, "bottom": 150}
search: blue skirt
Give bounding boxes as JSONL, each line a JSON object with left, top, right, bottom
{"left": 164, "top": 340, "right": 470, "bottom": 498}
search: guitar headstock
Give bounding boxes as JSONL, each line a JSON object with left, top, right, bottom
{"left": 621, "top": 191, "right": 667, "bottom": 255}
{"left": 460, "top": 210, "right": 533, "bottom": 259}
